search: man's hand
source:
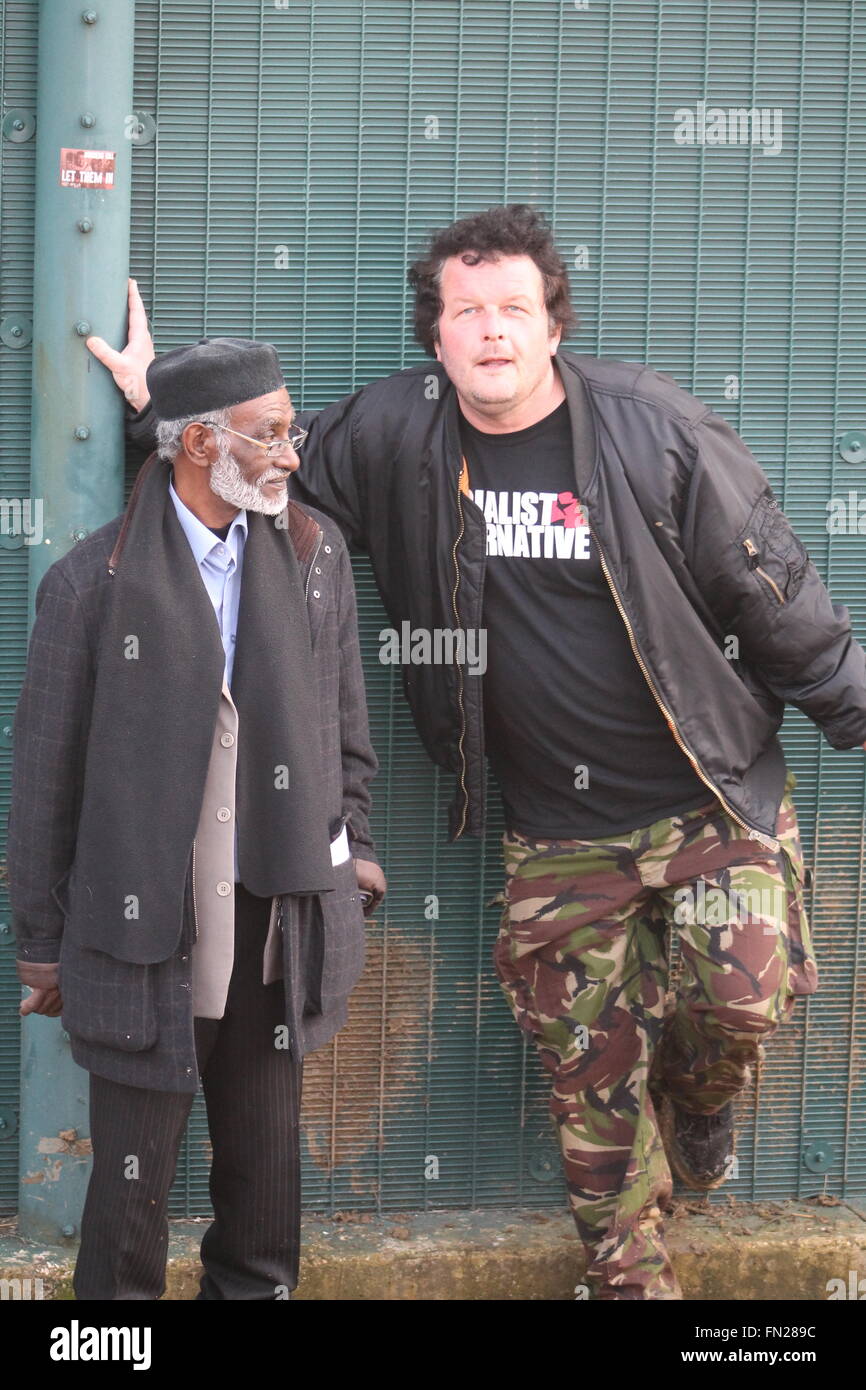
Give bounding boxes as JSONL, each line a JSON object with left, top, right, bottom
{"left": 354, "top": 858, "right": 386, "bottom": 916}
{"left": 17, "top": 960, "right": 62, "bottom": 1017}
{"left": 86, "top": 277, "right": 155, "bottom": 412}
{"left": 20, "top": 986, "right": 63, "bottom": 1018}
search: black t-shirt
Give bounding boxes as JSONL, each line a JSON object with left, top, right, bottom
{"left": 459, "top": 399, "right": 712, "bottom": 839}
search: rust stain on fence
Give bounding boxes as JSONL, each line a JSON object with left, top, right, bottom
{"left": 301, "top": 924, "right": 431, "bottom": 1180}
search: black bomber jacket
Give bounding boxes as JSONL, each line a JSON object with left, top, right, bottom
{"left": 129, "top": 350, "right": 866, "bottom": 852}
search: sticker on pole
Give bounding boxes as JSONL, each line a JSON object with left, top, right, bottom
{"left": 59, "top": 148, "right": 116, "bottom": 188}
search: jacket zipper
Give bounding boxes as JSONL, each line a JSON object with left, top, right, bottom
{"left": 591, "top": 526, "right": 780, "bottom": 853}
{"left": 450, "top": 461, "right": 470, "bottom": 837}
{"left": 742, "top": 538, "right": 786, "bottom": 604}
{"left": 305, "top": 530, "right": 324, "bottom": 600}
{"left": 190, "top": 840, "right": 199, "bottom": 943}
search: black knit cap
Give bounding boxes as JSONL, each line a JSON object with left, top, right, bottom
{"left": 145, "top": 336, "right": 286, "bottom": 418}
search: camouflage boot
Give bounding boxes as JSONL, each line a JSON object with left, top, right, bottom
{"left": 655, "top": 1091, "right": 735, "bottom": 1191}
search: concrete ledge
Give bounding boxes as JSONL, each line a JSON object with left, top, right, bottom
{"left": 1, "top": 1199, "right": 864, "bottom": 1300}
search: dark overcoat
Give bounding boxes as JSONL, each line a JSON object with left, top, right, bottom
{"left": 6, "top": 490, "right": 379, "bottom": 1092}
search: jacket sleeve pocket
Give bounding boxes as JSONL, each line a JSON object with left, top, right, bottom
{"left": 735, "top": 491, "right": 810, "bottom": 607}
{"left": 58, "top": 936, "right": 158, "bottom": 1052}
{"left": 50, "top": 867, "right": 73, "bottom": 918}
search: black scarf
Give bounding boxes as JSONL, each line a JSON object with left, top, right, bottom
{"left": 72, "top": 454, "right": 335, "bottom": 965}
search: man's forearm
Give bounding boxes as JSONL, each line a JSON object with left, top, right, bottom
{"left": 289, "top": 398, "right": 369, "bottom": 549}
{"left": 681, "top": 410, "right": 866, "bottom": 746}
{"left": 127, "top": 398, "right": 158, "bottom": 454}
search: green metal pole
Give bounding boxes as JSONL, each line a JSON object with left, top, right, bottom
{"left": 18, "top": 0, "right": 133, "bottom": 1246}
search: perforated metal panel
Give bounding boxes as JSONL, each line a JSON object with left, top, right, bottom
{"left": 1, "top": 0, "right": 864, "bottom": 1217}
{"left": 0, "top": 0, "right": 38, "bottom": 1211}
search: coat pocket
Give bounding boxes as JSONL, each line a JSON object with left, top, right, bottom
{"left": 773, "top": 788, "right": 818, "bottom": 1001}
{"left": 736, "top": 492, "right": 810, "bottom": 607}
{"left": 316, "top": 855, "right": 366, "bottom": 1007}
{"left": 58, "top": 933, "right": 158, "bottom": 1052}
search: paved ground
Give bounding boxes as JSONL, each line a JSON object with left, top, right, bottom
{"left": 2, "top": 1198, "right": 865, "bottom": 1300}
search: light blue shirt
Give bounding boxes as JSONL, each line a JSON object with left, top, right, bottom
{"left": 168, "top": 475, "right": 248, "bottom": 687}
{"left": 169, "top": 474, "right": 247, "bottom": 881}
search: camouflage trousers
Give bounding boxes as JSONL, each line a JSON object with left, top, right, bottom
{"left": 493, "top": 776, "right": 817, "bottom": 1300}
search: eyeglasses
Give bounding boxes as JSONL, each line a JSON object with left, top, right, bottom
{"left": 198, "top": 421, "right": 308, "bottom": 457}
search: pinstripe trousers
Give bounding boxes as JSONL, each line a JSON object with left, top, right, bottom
{"left": 72, "top": 884, "right": 303, "bottom": 1301}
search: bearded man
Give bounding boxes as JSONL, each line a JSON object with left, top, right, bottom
{"left": 6, "top": 336, "right": 384, "bottom": 1300}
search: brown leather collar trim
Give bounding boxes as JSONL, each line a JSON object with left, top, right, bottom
{"left": 283, "top": 499, "right": 321, "bottom": 568}
{"left": 108, "top": 451, "right": 162, "bottom": 574}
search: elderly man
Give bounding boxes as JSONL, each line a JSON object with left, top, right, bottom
{"left": 6, "top": 337, "right": 384, "bottom": 1300}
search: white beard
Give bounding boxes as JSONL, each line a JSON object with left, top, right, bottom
{"left": 208, "top": 435, "right": 287, "bottom": 516}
